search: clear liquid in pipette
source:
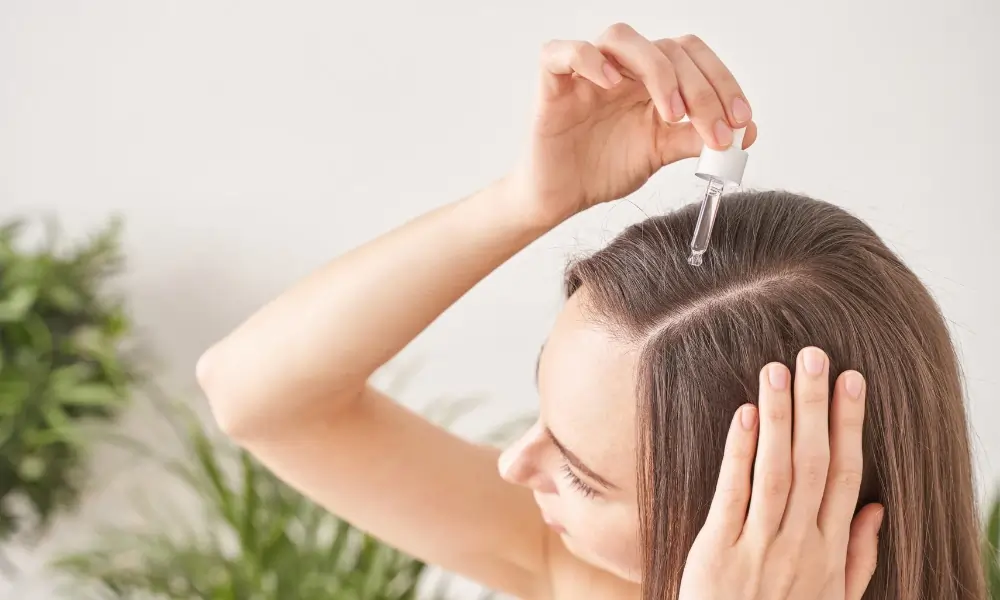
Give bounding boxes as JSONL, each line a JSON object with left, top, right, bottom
{"left": 688, "top": 177, "right": 726, "bottom": 266}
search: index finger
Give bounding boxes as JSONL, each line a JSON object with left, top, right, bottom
{"left": 818, "top": 370, "right": 867, "bottom": 545}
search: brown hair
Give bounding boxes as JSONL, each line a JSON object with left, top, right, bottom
{"left": 565, "top": 190, "right": 985, "bottom": 599}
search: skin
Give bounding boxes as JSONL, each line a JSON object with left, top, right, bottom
{"left": 197, "top": 23, "right": 883, "bottom": 599}
{"left": 499, "top": 291, "right": 643, "bottom": 581}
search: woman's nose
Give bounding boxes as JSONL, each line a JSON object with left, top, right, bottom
{"left": 497, "top": 423, "right": 557, "bottom": 493}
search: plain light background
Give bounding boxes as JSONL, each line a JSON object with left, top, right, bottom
{"left": 1, "top": 1, "right": 998, "bottom": 598}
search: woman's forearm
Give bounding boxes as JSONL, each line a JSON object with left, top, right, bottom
{"left": 197, "top": 175, "right": 556, "bottom": 437}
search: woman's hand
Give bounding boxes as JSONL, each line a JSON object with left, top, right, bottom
{"left": 511, "top": 23, "right": 758, "bottom": 226}
{"left": 679, "top": 347, "right": 884, "bottom": 600}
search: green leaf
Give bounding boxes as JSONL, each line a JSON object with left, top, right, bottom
{"left": 3, "top": 256, "right": 49, "bottom": 289}
{"left": 239, "top": 451, "right": 259, "bottom": 553}
{"left": 0, "top": 286, "right": 38, "bottom": 322}
{"left": 190, "top": 427, "right": 237, "bottom": 527}
{"left": 19, "top": 312, "right": 54, "bottom": 359}
{"left": 0, "top": 219, "right": 24, "bottom": 242}
{"left": 42, "top": 404, "right": 73, "bottom": 432}
{"left": 55, "top": 383, "right": 121, "bottom": 407}
{"left": 0, "top": 378, "right": 31, "bottom": 413}
{"left": 48, "top": 364, "right": 96, "bottom": 389}
{"left": 43, "top": 284, "right": 84, "bottom": 313}
{"left": 66, "top": 326, "right": 113, "bottom": 362}
{"left": 21, "top": 427, "right": 73, "bottom": 447}
{"left": 0, "top": 418, "right": 16, "bottom": 448}
{"left": 18, "top": 455, "right": 47, "bottom": 481}
{"left": 42, "top": 406, "right": 83, "bottom": 445}
{"left": 986, "top": 493, "right": 1000, "bottom": 599}
{"left": 988, "top": 493, "right": 1000, "bottom": 549}
{"left": 104, "top": 305, "right": 130, "bottom": 337}
{"left": 13, "top": 347, "right": 45, "bottom": 376}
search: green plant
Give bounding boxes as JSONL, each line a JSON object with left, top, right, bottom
{"left": 986, "top": 489, "right": 1000, "bottom": 599}
{"left": 55, "top": 386, "right": 533, "bottom": 599}
{"left": 0, "top": 217, "right": 133, "bottom": 542}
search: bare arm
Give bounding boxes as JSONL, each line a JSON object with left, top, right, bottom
{"left": 197, "top": 176, "right": 559, "bottom": 599}
{"left": 198, "top": 22, "right": 756, "bottom": 600}
{"left": 198, "top": 177, "right": 549, "bottom": 433}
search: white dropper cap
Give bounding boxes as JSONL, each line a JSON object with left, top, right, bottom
{"left": 694, "top": 127, "right": 748, "bottom": 185}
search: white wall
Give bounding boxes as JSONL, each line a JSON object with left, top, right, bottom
{"left": 2, "top": 1, "right": 998, "bottom": 598}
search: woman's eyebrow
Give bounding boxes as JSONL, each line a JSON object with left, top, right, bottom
{"left": 545, "top": 427, "right": 619, "bottom": 491}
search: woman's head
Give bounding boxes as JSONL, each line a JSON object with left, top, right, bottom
{"left": 498, "top": 190, "right": 985, "bottom": 598}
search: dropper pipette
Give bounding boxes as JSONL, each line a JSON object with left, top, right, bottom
{"left": 687, "top": 127, "right": 749, "bottom": 266}
{"left": 688, "top": 177, "right": 726, "bottom": 266}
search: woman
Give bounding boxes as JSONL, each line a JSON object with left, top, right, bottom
{"left": 196, "top": 23, "right": 985, "bottom": 599}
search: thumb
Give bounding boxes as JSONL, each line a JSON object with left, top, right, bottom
{"left": 844, "top": 503, "right": 884, "bottom": 600}
{"left": 656, "top": 120, "right": 758, "bottom": 167}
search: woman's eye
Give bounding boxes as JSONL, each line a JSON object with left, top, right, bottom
{"left": 561, "top": 464, "right": 599, "bottom": 499}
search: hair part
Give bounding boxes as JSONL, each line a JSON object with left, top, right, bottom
{"left": 565, "top": 190, "right": 985, "bottom": 599}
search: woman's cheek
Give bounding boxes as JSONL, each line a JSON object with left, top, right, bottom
{"left": 562, "top": 496, "right": 642, "bottom": 578}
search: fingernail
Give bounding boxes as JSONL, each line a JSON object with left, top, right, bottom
{"left": 768, "top": 364, "right": 788, "bottom": 391}
{"left": 802, "top": 347, "right": 827, "bottom": 376}
{"left": 670, "top": 90, "right": 686, "bottom": 120}
{"left": 845, "top": 371, "right": 865, "bottom": 399}
{"left": 876, "top": 508, "right": 885, "bottom": 532}
{"left": 741, "top": 405, "right": 757, "bottom": 430}
{"left": 713, "top": 119, "right": 733, "bottom": 147}
{"left": 602, "top": 63, "right": 623, "bottom": 86}
{"left": 732, "top": 97, "right": 752, "bottom": 124}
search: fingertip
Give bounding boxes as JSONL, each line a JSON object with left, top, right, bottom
{"left": 724, "top": 404, "right": 758, "bottom": 455}
{"left": 740, "top": 403, "right": 758, "bottom": 431}
{"left": 712, "top": 119, "right": 734, "bottom": 149}
{"left": 761, "top": 361, "right": 790, "bottom": 392}
{"left": 654, "top": 96, "right": 679, "bottom": 124}
{"left": 851, "top": 503, "right": 885, "bottom": 538}
{"left": 841, "top": 370, "right": 866, "bottom": 401}
{"left": 727, "top": 404, "right": 760, "bottom": 459}
{"left": 798, "top": 346, "right": 829, "bottom": 377}
{"left": 742, "top": 120, "right": 758, "bottom": 149}
{"left": 731, "top": 97, "right": 753, "bottom": 126}
{"left": 602, "top": 62, "right": 623, "bottom": 88}
{"left": 667, "top": 89, "right": 687, "bottom": 122}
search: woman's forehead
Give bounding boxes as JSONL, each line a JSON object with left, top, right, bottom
{"left": 538, "top": 294, "right": 639, "bottom": 489}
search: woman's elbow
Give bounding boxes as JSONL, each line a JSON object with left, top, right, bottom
{"left": 196, "top": 344, "right": 256, "bottom": 441}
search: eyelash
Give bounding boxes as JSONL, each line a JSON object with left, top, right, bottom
{"left": 561, "top": 464, "right": 599, "bottom": 499}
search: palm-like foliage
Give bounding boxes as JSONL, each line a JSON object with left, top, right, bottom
{"left": 55, "top": 387, "right": 532, "bottom": 599}
{"left": 0, "top": 217, "right": 132, "bottom": 543}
